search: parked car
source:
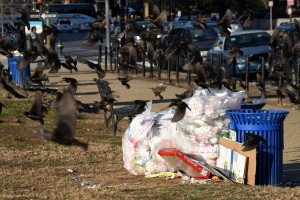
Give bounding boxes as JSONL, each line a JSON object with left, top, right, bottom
{"left": 54, "top": 19, "right": 73, "bottom": 32}
{"left": 208, "top": 30, "right": 271, "bottom": 76}
{"left": 50, "top": 14, "right": 96, "bottom": 31}
{"left": 164, "top": 23, "right": 220, "bottom": 59}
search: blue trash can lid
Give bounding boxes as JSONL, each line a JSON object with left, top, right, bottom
{"left": 225, "top": 109, "right": 289, "bottom": 124}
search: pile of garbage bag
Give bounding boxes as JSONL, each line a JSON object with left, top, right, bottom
{"left": 122, "top": 88, "right": 245, "bottom": 176}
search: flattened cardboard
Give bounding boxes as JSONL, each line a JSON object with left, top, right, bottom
{"left": 219, "top": 137, "right": 257, "bottom": 186}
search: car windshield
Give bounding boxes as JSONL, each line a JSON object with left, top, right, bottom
{"left": 224, "top": 32, "right": 270, "bottom": 50}
{"left": 190, "top": 26, "right": 219, "bottom": 42}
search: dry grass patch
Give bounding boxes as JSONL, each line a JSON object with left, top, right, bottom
{"left": 0, "top": 99, "right": 300, "bottom": 199}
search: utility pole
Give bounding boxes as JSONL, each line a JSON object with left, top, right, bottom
{"left": 144, "top": 0, "right": 148, "bottom": 19}
{"left": 45, "top": 0, "right": 51, "bottom": 47}
{"left": 105, "top": 0, "right": 110, "bottom": 69}
{"left": 1, "top": 0, "right": 3, "bottom": 36}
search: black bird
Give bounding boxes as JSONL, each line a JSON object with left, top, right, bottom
{"left": 15, "top": 4, "right": 30, "bottom": 30}
{"left": 276, "top": 88, "right": 286, "bottom": 105}
{"left": 150, "top": 85, "right": 166, "bottom": 100}
{"left": 149, "top": 5, "right": 167, "bottom": 29}
{"left": 194, "top": 17, "right": 207, "bottom": 30}
{"left": 226, "top": 46, "right": 243, "bottom": 64}
{"left": 256, "top": 81, "right": 266, "bottom": 97}
{"left": 0, "top": 101, "right": 6, "bottom": 116}
{"left": 118, "top": 77, "right": 131, "bottom": 89}
{"left": 23, "top": 91, "right": 48, "bottom": 125}
{"left": 133, "top": 100, "right": 148, "bottom": 115}
{"left": 175, "top": 86, "right": 194, "bottom": 100}
{"left": 35, "top": 88, "right": 88, "bottom": 150}
{"left": 61, "top": 54, "right": 78, "bottom": 73}
{"left": 17, "top": 51, "right": 39, "bottom": 69}
{"left": 62, "top": 77, "right": 79, "bottom": 95}
{"left": 50, "top": 91, "right": 63, "bottom": 109}
{"left": 3, "top": 23, "right": 17, "bottom": 33}
{"left": 242, "top": 132, "right": 267, "bottom": 152}
{"left": 238, "top": 10, "right": 253, "bottom": 28}
{"left": 168, "top": 99, "right": 191, "bottom": 123}
{"left": 64, "top": 54, "right": 77, "bottom": 68}
{"left": 82, "top": 32, "right": 103, "bottom": 46}
{"left": 28, "top": 61, "right": 49, "bottom": 88}
{"left": 94, "top": 100, "right": 109, "bottom": 112}
{"left": 76, "top": 57, "right": 106, "bottom": 79}
{"left": 218, "top": 9, "right": 232, "bottom": 37}
{"left": 194, "top": 79, "right": 211, "bottom": 93}
{"left": 222, "top": 80, "right": 238, "bottom": 92}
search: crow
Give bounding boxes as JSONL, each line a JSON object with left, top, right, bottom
{"left": 150, "top": 85, "right": 166, "bottom": 100}
{"left": 23, "top": 91, "right": 48, "bottom": 125}
{"left": 132, "top": 100, "right": 148, "bottom": 115}
{"left": 35, "top": 88, "right": 88, "bottom": 150}
{"left": 242, "top": 132, "right": 267, "bottom": 152}
{"left": 168, "top": 99, "right": 191, "bottom": 122}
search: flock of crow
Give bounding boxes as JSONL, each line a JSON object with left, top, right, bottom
{"left": 0, "top": 4, "right": 299, "bottom": 151}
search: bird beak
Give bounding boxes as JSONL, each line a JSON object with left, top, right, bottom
{"left": 187, "top": 105, "right": 191, "bottom": 111}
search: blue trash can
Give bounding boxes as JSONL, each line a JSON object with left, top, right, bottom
{"left": 225, "top": 109, "right": 289, "bottom": 185}
{"left": 7, "top": 56, "right": 30, "bottom": 88}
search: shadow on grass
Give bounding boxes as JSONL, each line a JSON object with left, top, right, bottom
{"left": 283, "top": 162, "right": 300, "bottom": 186}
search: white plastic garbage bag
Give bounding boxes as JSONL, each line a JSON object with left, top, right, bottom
{"left": 122, "top": 88, "right": 244, "bottom": 175}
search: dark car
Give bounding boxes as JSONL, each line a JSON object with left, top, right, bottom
{"left": 164, "top": 23, "right": 220, "bottom": 59}
{"left": 208, "top": 30, "right": 271, "bottom": 76}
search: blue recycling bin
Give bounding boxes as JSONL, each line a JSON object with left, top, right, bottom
{"left": 225, "top": 109, "right": 289, "bottom": 186}
{"left": 7, "top": 56, "right": 30, "bottom": 88}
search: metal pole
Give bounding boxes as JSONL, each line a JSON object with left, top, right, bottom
{"left": 296, "top": 59, "right": 299, "bottom": 86}
{"left": 245, "top": 58, "right": 249, "bottom": 99}
{"left": 158, "top": 50, "right": 162, "bottom": 80}
{"left": 1, "top": 0, "right": 3, "bottom": 36}
{"left": 297, "top": 60, "right": 299, "bottom": 100}
{"left": 270, "top": 6, "right": 272, "bottom": 31}
{"left": 105, "top": 46, "right": 108, "bottom": 71}
{"left": 187, "top": 53, "right": 191, "bottom": 85}
{"left": 98, "top": 45, "right": 102, "bottom": 65}
{"left": 170, "top": 0, "right": 173, "bottom": 21}
{"left": 269, "top": 1, "right": 273, "bottom": 31}
{"left": 232, "top": 57, "right": 236, "bottom": 90}
{"left": 176, "top": 57, "right": 179, "bottom": 86}
{"left": 261, "top": 57, "right": 265, "bottom": 85}
{"left": 105, "top": 0, "right": 111, "bottom": 70}
{"left": 110, "top": 47, "right": 113, "bottom": 72}
{"left": 168, "top": 60, "right": 171, "bottom": 83}
{"left": 150, "top": 62, "right": 153, "bottom": 79}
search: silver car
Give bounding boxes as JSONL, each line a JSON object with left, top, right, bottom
{"left": 208, "top": 30, "right": 271, "bottom": 76}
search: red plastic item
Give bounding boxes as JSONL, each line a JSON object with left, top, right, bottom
{"left": 158, "top": 148, "right": 211, "bottom": 179}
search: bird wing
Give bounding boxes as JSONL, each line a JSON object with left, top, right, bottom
{"left": 53, "top": 88, "right": 77, "bottom": 143}
{"left": 30, "top": 91, "right": 43, "bottom": 116}
{"left": 172, "top": 102, "right": 190, "bottom": 122}
{"left": 31, "top": 61, "right": 44, "bottom": 79}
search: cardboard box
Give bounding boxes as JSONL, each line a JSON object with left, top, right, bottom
{"left": 158, "top": 148, "right": 211, "bottom": 179}
{"left": 218, "top": 137, "right": 257, "bottom": 185}
{"left": 217, "top": 144, "right": 248, "bottom": 184}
